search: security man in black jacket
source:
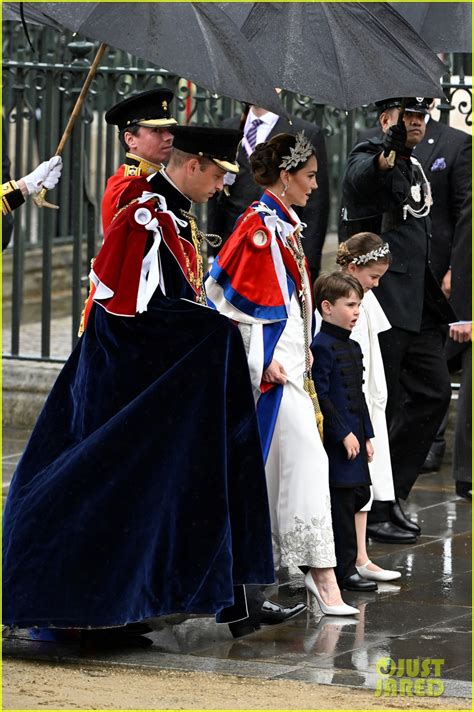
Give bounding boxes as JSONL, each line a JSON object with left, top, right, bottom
{"left": 341, "top": 98, "right": 456, "bottom": 543}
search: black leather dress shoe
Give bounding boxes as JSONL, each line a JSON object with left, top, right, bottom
{"left": 339, "top": 573, "right": 377, "bottom": 592}
{"left": 260, "top": 600, "right": 307, "bottom": 625}
{"left": 420, "top": 445, "right": 445, "bottom": 473}
{"left": 366, "top": 520, "right": 417, "bottom": 544}
{"left": 389, "top": 500, "right": 421, "bottom": 534}
{"left": 228, "top": 621, "right": 261, "bottom": 639}
{"left": 455, "top": 481, "right": 472, "bottom": 500}
{"left": 229, "top": 599, "right": 307, "bottom": 637}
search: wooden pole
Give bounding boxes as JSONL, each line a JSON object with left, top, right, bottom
{"left": 34, "top": 42, "right": 108, "bottom": 208}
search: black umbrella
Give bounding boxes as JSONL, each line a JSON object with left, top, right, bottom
{"left": 219, "top": 2, "right": 446, "bottom": 109}
{"left": 391, "top": 2, "right": 472, "bottom": 53}
{"left": 2, "top": 2, "right": 62, "bottom": 28}
{"left": 2, "top": 2, "right": 285, "bottom": 116}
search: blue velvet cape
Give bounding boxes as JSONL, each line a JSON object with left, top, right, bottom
{"left": 3, "top": 181, "right": 274, "bottom": 628}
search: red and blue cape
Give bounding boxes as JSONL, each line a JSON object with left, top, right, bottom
{"left": 206, "top": 191, "right": 313, "bottom": 460}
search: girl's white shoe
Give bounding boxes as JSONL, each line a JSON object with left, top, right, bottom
{"left": 304, "top": 572, "right": 359, "bottom": 616}
{"left": 356, "top": 560, "right": 402, "bottom": 582}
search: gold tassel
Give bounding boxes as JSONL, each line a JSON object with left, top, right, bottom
{"left": 77, "top": 259, "right": 96, "bottom": 337}
{"left": 304, "top": 376, "right": 324, "bottom": 441}
{"left": 316, "top": 411, "right": 324, "bottom": 442}
{"left": 287, "top": 230, "right": 324, "bottom": 441}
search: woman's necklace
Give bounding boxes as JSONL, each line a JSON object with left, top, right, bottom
{"left": 286, "top": 228, "right": 324, "bottom": 440}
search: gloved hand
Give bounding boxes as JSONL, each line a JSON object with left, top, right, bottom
{"left": 382, "top": 123, "right": 408, "bottom": 157}
{"left": 21, "top": 156, "right": 63, "bottom": 195}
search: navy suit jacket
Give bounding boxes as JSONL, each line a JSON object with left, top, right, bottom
{"left": 311, "top": 322, "right": 374, "bottom": 488}
{"left": 413, "top": 119, "right": 471, "bottom": 282}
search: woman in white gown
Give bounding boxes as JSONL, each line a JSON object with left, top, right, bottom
{"left": 207, "top": 132, "right": 358, "bottom": 615}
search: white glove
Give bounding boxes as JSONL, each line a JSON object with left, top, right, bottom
{"left": 21, "top": 156, "right": 63, "bottom": 195}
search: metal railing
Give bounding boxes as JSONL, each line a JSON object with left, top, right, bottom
{"left": 2, "top": 21, "right": 471, "bottom": 361}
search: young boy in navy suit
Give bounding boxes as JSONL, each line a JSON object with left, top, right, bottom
{"left": 312, "top": 272, "right": 377, "bottom": 592}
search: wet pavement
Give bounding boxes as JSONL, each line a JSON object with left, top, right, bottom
{"left": 3, "top": 450, "right": 472, "bottom": 699}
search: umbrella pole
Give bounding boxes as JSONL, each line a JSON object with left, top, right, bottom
{"left": 34, "top": 42, "right": 108, "bottom": 209}
{"left": 386, "top": 98, "right": 408, "bottom": 168}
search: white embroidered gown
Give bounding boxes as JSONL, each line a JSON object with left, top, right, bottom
{"left": 266, "top": 291, "right": 336, "bottom": 571}
{"left": 207, "top": 195, "right": 337, "bottom": 572}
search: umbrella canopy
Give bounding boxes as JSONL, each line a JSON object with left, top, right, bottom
{"left": 391, "top": 2, "right": 472, "bottom": 53}
{"left": 2, "top": 3, "right": 61, "bottom": 27}
{"left": 2, "top": 2, "right": 286, "bottom": 116}
{"left": 219, "top": 2, "right": 446, "bottom": 109}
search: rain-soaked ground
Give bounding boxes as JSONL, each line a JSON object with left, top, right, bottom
{"left": 3, "top": 420, "right": 472, "bottom": 699}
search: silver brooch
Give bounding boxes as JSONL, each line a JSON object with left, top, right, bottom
{"left": 279, "top": 131, "right": 313, "bottom": 171}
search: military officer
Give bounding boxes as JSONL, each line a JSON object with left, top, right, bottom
{"left": 101, "top": 88, "right": 177, "bottom": 231}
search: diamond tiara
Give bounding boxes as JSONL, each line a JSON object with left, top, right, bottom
{"left": 351, "top": 242, "right": 390, "bottom": 265}
{"left": 279, "top": 131, "right": 313, "bottom": 171}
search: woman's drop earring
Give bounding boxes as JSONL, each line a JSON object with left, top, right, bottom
{"left": 281, "top": 183, "right": 289, "bottom": 197}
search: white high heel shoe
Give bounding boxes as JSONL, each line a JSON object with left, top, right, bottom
{"left": 304, "top": 572, "right": 359, "bottom": 616}
{"left": 356, "top": 560, "right": 401, "bottom": 582}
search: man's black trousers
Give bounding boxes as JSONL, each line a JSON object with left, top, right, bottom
{"left": 375, "top": 325, "right": 451, "bottom": 508}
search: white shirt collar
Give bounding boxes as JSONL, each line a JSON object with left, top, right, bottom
{"left": 159, "top": 168, "right": 191, "bottom": 203}
{"left": 245, "top": 108, "right": 279, "bottom": 130}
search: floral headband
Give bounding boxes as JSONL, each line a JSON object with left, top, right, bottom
{"left": 351, "top": 242, "right": 390, "bottom": 265}
{"left": 279, "top": 131, "right": 313, "bottom": 170}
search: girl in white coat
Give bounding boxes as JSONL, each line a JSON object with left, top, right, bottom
{"left": 336, "top": 233, "right": 401, "bottom": 582}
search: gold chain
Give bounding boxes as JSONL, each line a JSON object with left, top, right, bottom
{"left": 111, "top": 197, "right": 141, "bottom": 224}
{"left": 111, "top": 199, "right": 207, "bottom": 304}
{"left": 179, "top": 209, "right": 208, "bottom": 305}
{"left": 77, "top": 258, "right": 96, "bottom": 338}
{"left": 286, "top": 229, "right": 324, "bottom": 440}
{"left": 110, "top": 199, "right": 214, "bottom": 305}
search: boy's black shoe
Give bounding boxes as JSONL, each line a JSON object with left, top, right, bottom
{"left": 339, "top": 573, "right": 377, "bottom": 592}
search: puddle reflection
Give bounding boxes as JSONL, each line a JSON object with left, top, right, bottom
{"left": 443, "top": 538, "right": 453, "bottom": 577}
